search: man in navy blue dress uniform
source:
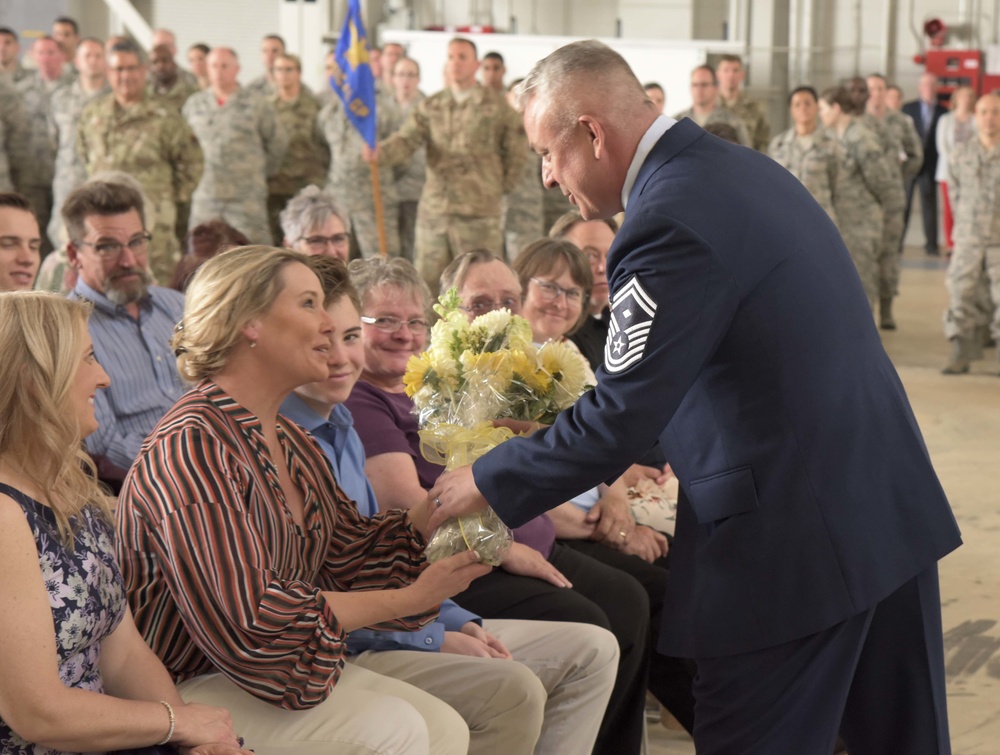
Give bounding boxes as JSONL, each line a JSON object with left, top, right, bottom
{"left": 429, "top": 40, "right": 961, "bottom": 754}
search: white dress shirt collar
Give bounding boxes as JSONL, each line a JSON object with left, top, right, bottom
{"left": 621, "top": 115, "right": 677, "bottom": 210}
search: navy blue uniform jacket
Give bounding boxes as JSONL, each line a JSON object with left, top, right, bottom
{"left": 473, "top": 119, "right": 962, "bottom": 658}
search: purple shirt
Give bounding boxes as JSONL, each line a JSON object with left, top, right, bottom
{"left": 346, "top": 379, "right": 556, "bottom": 558}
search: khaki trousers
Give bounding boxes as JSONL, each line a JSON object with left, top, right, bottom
{"left": 353, "top": 619, "right": 618, "bottom": 755}
{"left": 179, "top": 619, "right": 617, "bottom": 755}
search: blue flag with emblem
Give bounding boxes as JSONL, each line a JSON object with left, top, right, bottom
{"left": 329, "top": 0, "right": 377, "bottom": 147}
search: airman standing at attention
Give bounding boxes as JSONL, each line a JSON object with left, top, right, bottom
{"left": 245, "top": 34, "right": 285, "bottom": 97}
{"left": 941, "top": 93, "right": 1000, "bottom": 374}
{"left": 183, "top": 47, "right": 288, "bottom": 245}
{"left": 673, "top": 65, "right": 751, "bottom": 147}
{"left": 49, "top": 37, "right": 109, "bottom": 246}
{"left": 716, "top": 54, "right": 770, "bottom": 151}
{"left": 16, "top": 36, "right": 72, "bottom": 252}
{"left": 266, "top": 53, "right": 327, "bottom": 245}
{"left": 865, "top": 73, "right": 922, "bottom": 329}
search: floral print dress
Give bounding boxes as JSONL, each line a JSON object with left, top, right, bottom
{"left": 0, "top": 483, "right": 126, "bottom": 755}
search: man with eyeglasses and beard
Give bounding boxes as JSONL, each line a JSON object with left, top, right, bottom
{"left": 64, "top": 179, "right": 187, "bottom": 489}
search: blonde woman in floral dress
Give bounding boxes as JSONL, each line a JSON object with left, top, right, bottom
{"left": 0, "top": 292, "right": 244, "bottom": 755}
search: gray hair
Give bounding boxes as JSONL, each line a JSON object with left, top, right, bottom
{"left": 515, "top": 40, "right": 648, "bottom": 136}
{"left": 109, "top": 38, "right": 147, "bottom": 65}
{"left": 279, "top": 185, "right": 345, "bottom": 244}
{"left": 348, "top": 257, "right": 432, "bottom": 316}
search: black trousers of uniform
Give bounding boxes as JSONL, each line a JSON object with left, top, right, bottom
{"left": 691, "top": 564, "right": 950, "bottom": 755}
{"left": 905, "top": 172, "right": 940, "bottom": 254}
{"left": 453, "top": 540, "right": 694, "bottom": 755}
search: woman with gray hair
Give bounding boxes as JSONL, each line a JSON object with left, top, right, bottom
{"left": 278, "top": 184, "right": 350, "bottom": 261}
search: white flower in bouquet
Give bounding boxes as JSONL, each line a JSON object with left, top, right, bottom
{"left": 537, "top": 340, "right": 590, "bottom": 410}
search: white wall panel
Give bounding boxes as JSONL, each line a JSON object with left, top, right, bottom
{"left": 149, "top": 0, "right": 281, "bottom": 84}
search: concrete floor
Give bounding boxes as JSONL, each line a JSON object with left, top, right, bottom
{"left": 648, "top": 248, "right": 1000, "bottom": 754}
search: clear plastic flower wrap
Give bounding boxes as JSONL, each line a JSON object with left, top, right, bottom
{"left": 404, "top": 289, "right": 593, "bottom": 565}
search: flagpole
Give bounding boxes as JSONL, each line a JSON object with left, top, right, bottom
{"left": 370, "top": 162, "right": 388, "bottom": 257}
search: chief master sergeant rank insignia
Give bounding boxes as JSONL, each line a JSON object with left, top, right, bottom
{"left": 604, "top": 275, "right": 658, "bottom": 373}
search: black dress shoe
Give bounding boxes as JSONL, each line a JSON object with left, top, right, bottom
{"left": 926, "top": 247, "right": 941, "bottom": 256}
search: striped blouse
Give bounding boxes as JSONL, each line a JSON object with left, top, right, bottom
{"left": 116, "top": 381, "right": 434, "bottom": 710}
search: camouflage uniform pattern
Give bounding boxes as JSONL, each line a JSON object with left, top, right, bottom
{"left": 0, "top": 77, "right": 31, "bottom": 192}
{"left": 183, "top": 87, "right": 288, "bottom": 245}
{"left": 393, "top": 93, "right": 427, "bottom": 262}
{"left": 768, "top": 128, "right": 840, "bottom": 223}
{"left": 673, "top": 105, "right": 752, "bottom": 147}
{"left": 830, "top": 118, "right": 901, "bottom": 307}
{"left": 377, "top": 83, "right": 527, "bottom": 291}
{"left": 78, "top": 93, "right": 204, "bottom": 282}
{"left": 245, "top": 76, "right": 274, "bottom": 98}
{"left": 178, "top": 68, "right": 200, "bottom": 90}
{"left": 16, "top": 72, "right": 67, "bottom": 249}
{"left": 319, "top": 87, "right": 402, "bottom": 258}
{"left": 48, "top": 79, "right": 111, "bottom": 245}
{"left": 944, "top": 139, "right": 1000, "bottom": 341}
{"left": 267, "top": 89, "right": 328, "bottom": 244}
{"left": 884, "top": 110, "right": 924, "bottom": 184}
{"left": 861, "top": 112, "right": 908, "bottom": 300}
{"left": 504, "top": 148, "right": 544, "bottom": 260}
{"left": 720, "top": 93, "right": 771, "bottom": 151}
{"left": 147, "top": 77, "right": 200, "bottom": 113}
{"left": 0, "top": 64, "right": 34, "bottom": 86}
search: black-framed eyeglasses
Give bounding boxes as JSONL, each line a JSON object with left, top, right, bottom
{"left": 76, "top": 231, "right": 152, "bottom": 260}
{"left": 299, "top": 233, "right": 350, "bottom": 251}
{"left": 360, "top": 315, "right": 429, "bottom": 334}
{"left": 459, "top": 296, "right": 521, "bottom": 316}
{"left": 530, "top": 277, "right": 583, "bottom": 303}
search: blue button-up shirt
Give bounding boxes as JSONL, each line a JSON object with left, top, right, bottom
{"left": 72, "top": 280, "right": 187, "bottom": 469}
{"left": 279, "top": 393, "right": 481, "bottom": 654}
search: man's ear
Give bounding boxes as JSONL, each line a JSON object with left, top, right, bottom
{"left": 66, "top": 241, "right": 81, "bottom": 269}
{"left": 579, "top": 115, "right": 606, "bottom": 160}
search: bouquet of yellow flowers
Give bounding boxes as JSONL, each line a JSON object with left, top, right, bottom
{"left": 404, "top": 289, "right": 592, "bottom": 565}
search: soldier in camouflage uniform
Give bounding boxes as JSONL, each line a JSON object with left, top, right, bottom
{"left": 390, "top": 57, "right": 427, "bottom": 262}
{"left": 863, "top": 74, "right": 924, "bottom": 328}
{"left": 151, "top": 28, "right": 200, "bottom": 91}
{"left": 319, "top": 84, "right": 402, "bottom": 258}
{"left": 184, "top": 47, "right": 288, "bottom": 245}
{"left": 0, "top": 76, "right": 31, "bottom": 193}
{"left": 717, "top": 55, "right": 771, "bottom": 151}
{"left": 17, "top": 37, "right": 73, "bottom": 253}
{"left": 768, "top": 86, "right": 840, "bottom": 223}
{"left": 504, "top": 148, "right": 544, "bottom": 260}
{"left": 0, "top": 27, "right": 30, "bottom": 85}
{"left": 147, "top": 44, "right": 200, "bottom": 113}
{"left": 245, "top": 34, "right": 284, "bottom": 97}
{"left": 820, "top": 86, "right": 902, "bottom": 312}
{"left": 941, "top": 93, "right": 1000, "bottom": 374}
{"left": 267, "top": 53, "right": 327, "bottom": 245}
{"left": 371, "top": 38, "right": 527, "bottom": 292}
{"left": 501, "top": 78, "right": 544, "bottom": 259}
{"left": 48, "top": 38, "right": 110, "bottom": 247}
{"left": 78, "top": 41, "right": 204, "bottom": 283}
{"left": 673, "top": 65, "right": 752, "bottom": 147}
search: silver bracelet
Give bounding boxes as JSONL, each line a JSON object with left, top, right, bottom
{"left": 155, "top": 700, "right": 176, "bottom": 746}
